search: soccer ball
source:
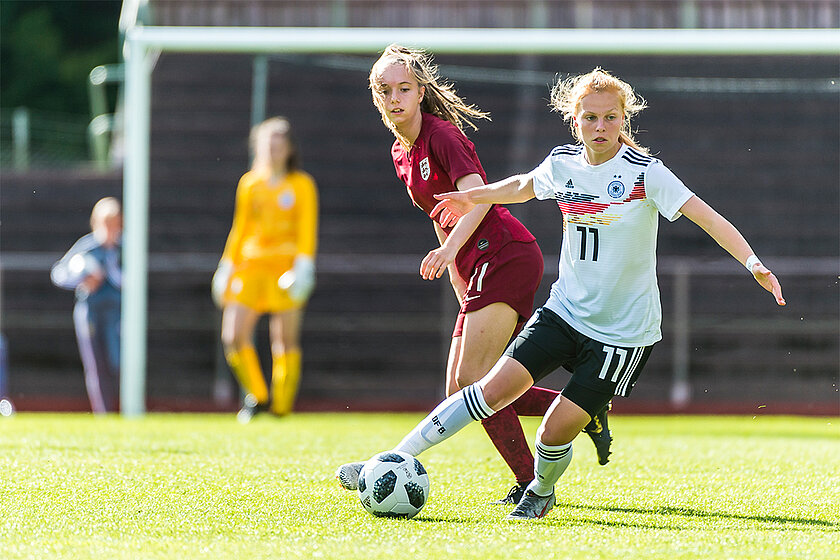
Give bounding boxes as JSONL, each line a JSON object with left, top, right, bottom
{"left": 68, "top": 252, "right": 102, "bottom": 277}
{"left": 358, "top": 451, "right": 430, "bottom": 519}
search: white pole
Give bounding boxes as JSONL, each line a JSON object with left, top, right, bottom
{"left": 12, "top": 107, "right": 30, "bottom": 171}
{"left": 120, "top": 38, "right": 151, "bottom": 417}
{"left": 128, "top": 27, "right": 840, "bottom": 55}
{"left": 251, "top": 54, "right": 269, "bottom": 127}
{"left": 670, "top": 261, "right": 692, "bottom": 409}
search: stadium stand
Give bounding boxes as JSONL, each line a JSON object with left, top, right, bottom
{"left": 1, "top": 0, "right": 837, "bottom": 413}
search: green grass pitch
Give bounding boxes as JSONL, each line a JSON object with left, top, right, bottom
{"left": 1, "top": 412, "right": 837, "bottom": 559}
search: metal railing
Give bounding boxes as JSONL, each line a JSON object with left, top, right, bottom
{"left": 87, "top": 64, "right": 125, "bottom": 171}
{"left": 3, "top": 251, "right": 837, "bottom": 408}
{"left": 0, "top": 108, "right": 90, "bottom": 170}
{"left": 150, "top": 0, "right": 840, "bottom": 29}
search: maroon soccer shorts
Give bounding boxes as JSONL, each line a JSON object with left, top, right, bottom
{"left": 452, "top": 239, "right": 543, "bottom": 338}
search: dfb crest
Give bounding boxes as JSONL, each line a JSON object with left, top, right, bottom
{"left": 607, "top": 180, "right": 625, "bottom": 199}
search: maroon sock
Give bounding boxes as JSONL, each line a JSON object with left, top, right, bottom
{"left": 511, "top": 386, "right": 560, "bottom": 416}
{"left": 480, "top": 404, "right": 534, "bottom": 485}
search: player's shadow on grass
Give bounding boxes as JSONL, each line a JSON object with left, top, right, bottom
{"left": 559, "top": 502, "right": 838, "bottom": 531}
{"left": 410, "top": 515, "right": 481, "bottom": 525}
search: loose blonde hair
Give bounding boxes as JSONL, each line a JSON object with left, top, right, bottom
{"left": 550, "top": 67, "right": 648, "bottom": 153}
{"left": 369, "top": 44, "right": 490, "bottom": 147}
{"left": 250, "top": 116, "right": 300, "bottom": 173}
{"left": 90, "top": 197, "right": 121, "bottom": 230}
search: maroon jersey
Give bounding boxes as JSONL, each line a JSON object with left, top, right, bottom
{"left": 392, "top": 112, "right": 535, "bottom": 281}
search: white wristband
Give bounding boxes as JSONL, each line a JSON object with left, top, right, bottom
{"left": 744, "top": 254, "right": 760, "bottom": 272}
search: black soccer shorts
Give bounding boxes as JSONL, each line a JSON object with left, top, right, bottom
{"left": 504, "top": 307, "right": 654, "bottom": 416}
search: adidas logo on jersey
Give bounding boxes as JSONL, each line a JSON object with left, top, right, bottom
{"left": 564, "top": 179, "right": 574, "bottom": 189}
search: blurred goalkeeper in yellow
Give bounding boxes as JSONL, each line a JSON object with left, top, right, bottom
{"left": 212, "top": 117, "right": 319, "bottom": 422}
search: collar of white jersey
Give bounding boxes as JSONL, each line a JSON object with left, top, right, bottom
{"left": 577, "top": 142, "right": 630, "bottom": 168}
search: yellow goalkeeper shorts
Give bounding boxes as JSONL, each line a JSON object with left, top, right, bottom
{"left": 225, "top": 261, "right": 301, "bottom": 313}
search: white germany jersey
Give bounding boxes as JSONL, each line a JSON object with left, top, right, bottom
{"left": 528, "top": 143, "right": 694, "bottom": 346}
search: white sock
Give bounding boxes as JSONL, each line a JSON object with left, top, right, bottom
{"left": 394, "top": 384, "right": 494, "bottom": 457}
{"left": 526, "top": 440, "right": 572, "bottom": 497}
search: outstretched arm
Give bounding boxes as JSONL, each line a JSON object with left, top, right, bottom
{"left": 680, "top": 195, "right": 785, "bottom": 306}
{"left": 432, "top": 221, "right": 467, "bottom": 302}
{"left": 429, "top": 174, "right": 536, "bottom": 220}
{"left": 420, "top": 173, "right": 492, "bottom": 281}
{"left": 212, "top": 177, "right": 251, "bottom": 307}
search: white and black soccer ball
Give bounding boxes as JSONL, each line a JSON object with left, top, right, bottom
{"left": 358, "top": 451, "right": 430, "bottom": 519}
{"left": 68, "top": 252, "right": 102, "bottom": 278}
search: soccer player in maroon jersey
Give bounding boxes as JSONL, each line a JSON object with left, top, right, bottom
{"left": 342, "top": 66, "right": 785, "bottom": 522}
{"left": 337, "top": 45, "right": 610, "bottom": 504}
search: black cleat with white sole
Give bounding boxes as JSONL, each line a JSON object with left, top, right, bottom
{"left": 583, "top": 401, "right": 613, "bottom": 465}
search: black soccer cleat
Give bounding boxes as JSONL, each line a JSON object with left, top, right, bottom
{"left": 583, "top": 401, "right": 613, "bottom": 465}
{"left": 491, "top": 483, "right": 528, "bottom": 506}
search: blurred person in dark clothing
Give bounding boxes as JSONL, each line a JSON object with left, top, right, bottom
{"left": 52, "top": 197, "right": 122, "bottom": 413}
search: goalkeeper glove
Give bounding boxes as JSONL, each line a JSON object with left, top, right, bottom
{"left": 278, "top": 255, "right": 315, "bottom": 304}
{"left": 211, "top": 259, "right": 233, "bottom": 309}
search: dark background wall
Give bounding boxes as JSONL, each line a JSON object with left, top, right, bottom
{"left": 1, "top": 1, "right": 837, "bottom": 414}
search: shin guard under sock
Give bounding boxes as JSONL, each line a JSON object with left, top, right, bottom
{"left": 480, "top": 405, "right": 536, "bottom": 485}
{"left": 527, "top": 440, "right": 573, "bottom": 497}
{"left": 225, "top": 345, "right": 268, "bottom": 404}
{"left": 394, "top": 384, "right": 493, "bottom": 457}
{"left": 271, "top": 350, "right": 301, "bottom": 415}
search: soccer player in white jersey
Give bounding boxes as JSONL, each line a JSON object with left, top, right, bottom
{"left": 336, "top": 67, "right": 785, "bottom": 521}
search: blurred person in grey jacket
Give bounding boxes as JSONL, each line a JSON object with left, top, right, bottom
{"left": 51, "top": 197, "right": 122, "bottom": 413}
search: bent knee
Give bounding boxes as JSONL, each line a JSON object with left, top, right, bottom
{"left": 453, "top": 365, "right": 489, "bottom": 390}
{"left": 454, "top": 349, "right": 502, "bottom": 387}
{"left": 453, "top": 371, "right": 476, "bottom": 390}
{"left": 480, "top": 386, "right": 507, "bottom": 411}
{"left": 221, "top": 331, "right": 248, "bottom": 351}
{"left": 536, "top": 423, "right": 576, "bottom": 446}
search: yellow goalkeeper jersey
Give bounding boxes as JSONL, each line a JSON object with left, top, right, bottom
{"left": 221, "top": 169, "right": 319, "bottom": 270}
